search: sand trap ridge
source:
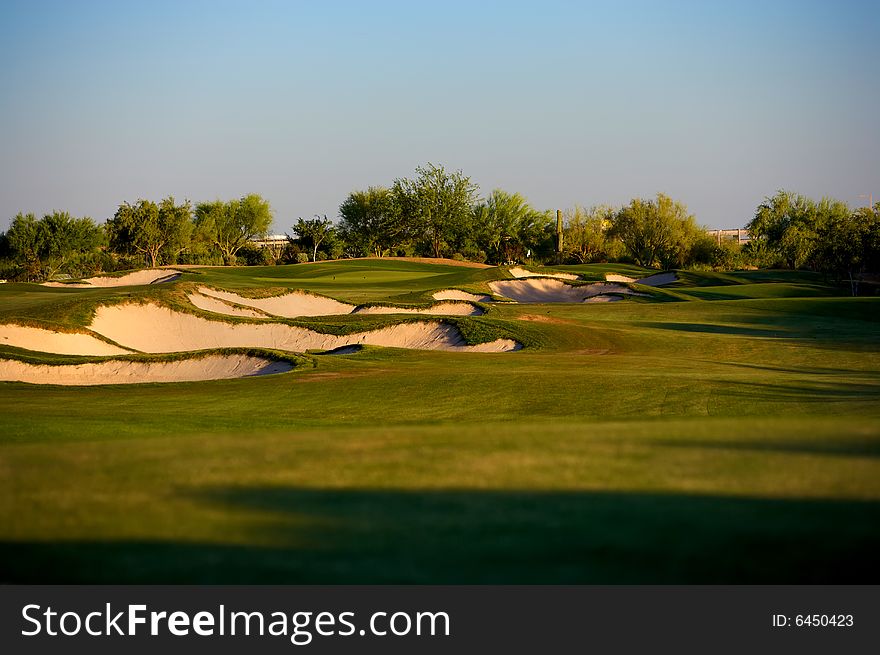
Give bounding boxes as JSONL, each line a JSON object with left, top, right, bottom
{"left": 635, "top": 272, "right": 677, "bottom": 287}
{"left": 0, "top": 324, "right": 131, "bottom": 356}
{"left": 194, "top": 287, "right": 483, "bottom": 318}
{"left": 0, "top": 354, "right": 292, "bottom": 386}
{"left": 431, "top": 289, "right": 493, "bottom": 302}
{"left": 353, "top": 301, "right": 482, "bottom": 316}
{"left": 42, "top": 269, "right": 182, "bottom": 288}
{"left": 90, "top": 303, "right": 519, "bottom": 353}
{"left": 488, "top": 278, "right": 646, "bottom": 303}
{"left": 508, "top": 267, "right": 579, "bottom": 281}
{"left": 187, "top": 291, "right": 270, "bottom": 318}
{"left": 606, "top": 271, "right": 676, "bottom": 286}
{"left": 197, "top": 287, "right": 355, "bottom": 318}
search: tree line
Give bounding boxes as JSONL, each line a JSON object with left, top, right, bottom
{"left": 1, "top": 163, "right": 878, "bottom": 295}
{"left": 0, "top": 194, "right": 275, "bottom": 281}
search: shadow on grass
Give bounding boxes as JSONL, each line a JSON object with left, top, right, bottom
{"left": 718, "top": 378, "right": 880, "bottom": 404}
{"left": 637, "top": 322, "right": 790, "bottom": 337}
{"left": 654, "top": 438, "right": 880, "bottom": 459}
{"left": 1, "top": 488, "right": 878, "bottom": 584}
{"left": 708, "top": 360, "right": 880, "bottom": 376}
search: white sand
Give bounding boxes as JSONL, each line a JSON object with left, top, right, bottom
{"left": 636, "top": 272, "right": 677, "bottom": 287}
{"left": 197, "top": 287, "right": 356, "bottom": 317}
{"left": 0, "top": 324, "right": 131, "bottom": 356}
{"left": 89, "top": 303, "right": 519, "bottom": 353}
{"left": 42, "top": 269, "right": 182, "bottom": 288}
{"left": 353, "top": 301, "right": 483, "bottom": 316}
{"left": 488, "top": 278, "right": 646, "bottom": 303}
{"left": 583, "top": 295, "right": 623, "bottom": 303}
{"left": 508, "top": 266, "right": 579, "bottom": 281}
{"left": 432, "top": 289, "right": 493, "bottom": 302}
{"left": 605, "top": 274, "right": 636, "bottom": 283}
{"left": 187, "top": 291, "right": 268, "bottom": 318}
{"left": 197, "top": 286, "right": 482, "bottom": 317}
{"left": 0, "top": 354, "right": 292, "bottom": 386}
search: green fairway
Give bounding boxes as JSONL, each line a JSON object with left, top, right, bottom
{"left": 1, "top": 259, "right": 879, "bottom": 583}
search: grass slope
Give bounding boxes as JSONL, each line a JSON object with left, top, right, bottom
{"left": 1, "top": 259, "right": 878, "bottom": 583}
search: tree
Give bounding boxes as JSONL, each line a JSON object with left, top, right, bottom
{"left": 107, "top": 197, "right": 192, "bottom": 267}
{"left": 6, "top": 213, "right": 43, "bottom": 280}
{"left": 562, "top": 205, "right": 614, "bottom": 263}
{"left": 293, "top": 215, "right": 335, "bottom": 262}
{"left": 472, "top": 190, "right": 549, "bottom": 263}
{"left": 195, "top": 194, "right": 272, "bottom": 264}
{"left": 338, "top": 187, "right": 402, "bottom": 257}
{"left": 393, "top": 163, "right": 478, "bottom": 258}
{"left": 814, "top": 202, "right": 879, "bottom": 295}
{"left": 747, "top": 191, "right": 821, "bottom": 269}
{"left": 157, "top": 197, "right": 194, "bottom": 264}
{"left": 608, "top": 193, "right": 702, "bottom": 268}
{"left": 37, "top": 211, "right": 102, "bottom": 279}
{"left": 5, "top": 211, "right": 102, "bottom": 280}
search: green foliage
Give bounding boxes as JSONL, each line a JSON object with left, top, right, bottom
{"left": 195, "top": 194, "right": 273, "bottom": 264}
{"left": 747, "top": 191, "right": 823, "bottom": 269}
{"left": 472, "top": 189, "right": 550, "bottom": 263}
{"left": 236, "top": 243, "right": 276, "bottom": 266}
{"left": 292, "top": 215, "right": 335, "bottom": 262}
{"left": 338, "top": 187, "right": 403, "bottom": 257}
{"left": 5, "top": 211, "right": 102, "bottom": 281}
{"left": 814, "top": 202, "right": 880, "bottom": 295}
{"left": 608, "top": 194, "right": 704, "bottom": 268}
{"left": 392, "top": 163, "right": 478, "bottom": 258}
{"left": 562, "top": 205, "right": 616, "bottom": 263}
{"left": 747, "top": 192, "right": 880, "bottom": 294}
{"left": 106, "top": 197, "right": 192, "bottom": 268}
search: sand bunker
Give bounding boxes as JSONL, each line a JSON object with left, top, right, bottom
{"left": 195, "top": 287, "right": 482, "bottom": 318}
{"left": 0, "top": 354, "right": 292, "bottom": 386}
{"left": 635, "top": 272, "right": 677, "bottom": 287}
{"left": 605, "top": 274, "right": 636, "bottom": 283}
{"left": 42, "top": 269, "right": 182, "bottom": 288}
{"left": 583, "top": 295, "right": 622, "bottom": 303}
{"left": 0, "top": 324, "right": 131, "bottom": 356}
{"left": 606, "top": 271, "right": 676, "bottom": 287}
{"left": 197, "top": 287, "right": 355, "bottom": 317}
{"left": 353, "top": 301, "right": 482, "bottom": 316}
{"left": 187, "top": 291, "right": 269, "bottom": 318}
{"left": 432, "top": 289, "right": 493, "bottom": 302}
{"left": 89, "top": 303, "right": 519, "bottom": 353}
{"left": 488, "top": 278, "right": 646, "bottom": 303}
{"left": 508, "top": 267, "right": 579, "bottom": 281}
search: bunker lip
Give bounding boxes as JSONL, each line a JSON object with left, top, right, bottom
{"left": 432, "top": 289, "right": 493, "bottom": 302}
{"left": 194, "top": 286, "right": 483, "bottom": 317}
{"left": 0, "top": 353, "right": 293, "bottom": 386}
{"left": 42, "top": 269, "right": 183, "bottom": 288}
{"left": 508, "top": 266, "right": 580, "bottom": 281}
{"left": 88, "top": 302, "right": 520, "bottom": 353}
{"left": 488, "top": 278, "right": 647, "bottom": 303}
{"left": 606, "top": 271, "right": 677, "bottom": 287}
{"left": 187, "top": 290, "right": 271, "bottom": 318}
{"left": 0, "top": 323, "right": 133, "bottom": 356}
{"left": 196, "top": 286, "right": 355, "bottom": 318}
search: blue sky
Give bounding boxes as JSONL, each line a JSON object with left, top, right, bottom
{"left": 1, "top": 0, "right": 878, "bottom": 231}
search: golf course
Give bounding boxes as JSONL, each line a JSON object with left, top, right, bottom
{"left": 1, "top": 258, "right": 878, "bottom": 583}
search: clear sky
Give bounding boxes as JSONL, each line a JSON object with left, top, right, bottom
{"left": 1, "top": 0, "right": 877, "bottom": 232}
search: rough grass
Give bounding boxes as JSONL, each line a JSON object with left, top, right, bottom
{"left": 1, "top": 258, "right": 878, "bottom": 583}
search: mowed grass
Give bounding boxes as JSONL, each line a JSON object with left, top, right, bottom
{"left": 1, "top": 259, "right": 879, "bottom": 583}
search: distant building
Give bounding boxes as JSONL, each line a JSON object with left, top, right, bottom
{"left": 707, "top": 228, "right": 750, "bottom": 244}
{"left": 250, "top": 234, "right": 288, "bottom": 258}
